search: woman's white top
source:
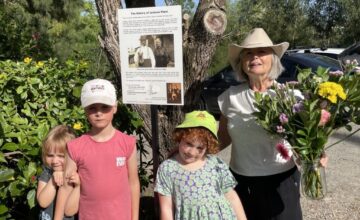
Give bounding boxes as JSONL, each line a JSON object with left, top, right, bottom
{"left": 218, "top": 83, "right": 295, "bottom": 176}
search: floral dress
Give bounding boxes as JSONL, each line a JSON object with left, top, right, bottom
{"left": 155, "top": 155, "right": 237, "bottom": 220}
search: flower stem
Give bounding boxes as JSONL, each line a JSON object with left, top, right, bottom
{"left": 325, "top": 127, "right": 360, "bottom": 150}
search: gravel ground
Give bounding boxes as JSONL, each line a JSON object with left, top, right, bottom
{"left": 300, "top": 125, "right": 360, "bottom": 220}
{"left": 217, "top": 124, "right": 360, "bottom": 220}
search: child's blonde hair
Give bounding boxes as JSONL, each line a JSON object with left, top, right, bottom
{"left": 169, "top": 127, "right": 219, "bottom": 158}
{"left": 41, "top": 125, "right": 76, "bottom": 165}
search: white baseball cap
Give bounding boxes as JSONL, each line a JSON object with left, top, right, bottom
{"left": 81, "top": 79, "right": 117, "bottom": 108}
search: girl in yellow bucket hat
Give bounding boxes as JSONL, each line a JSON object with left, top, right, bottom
{"left": 154, "top": 110, "right": 247, "bottom": 220}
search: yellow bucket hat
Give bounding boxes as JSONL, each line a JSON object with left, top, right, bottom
{"left": 176, "top": 111, "right": 218, "bottom": 138}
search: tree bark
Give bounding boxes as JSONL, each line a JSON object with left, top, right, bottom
{"left": 95, "top": 0, "right": 227, "bottom": 165}
{"left": 95, "top": 0, "right": 122, "bottom": 84}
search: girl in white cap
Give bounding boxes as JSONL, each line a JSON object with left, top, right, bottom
{"left": 58, "top": 79, "right": 140, "bottom": 220}
{"left": 155, "top": 110, "right": 247, "bottom": 220}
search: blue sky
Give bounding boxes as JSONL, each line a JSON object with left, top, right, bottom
{"left": 155, "top": 0, "right": 165, "bottom": 6}
{"left": 155, "top": 0, "right": 200, "bottom": 6}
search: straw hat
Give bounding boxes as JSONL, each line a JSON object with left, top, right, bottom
{"left": 228, "top": 28, "right": 289, "bottom": 71}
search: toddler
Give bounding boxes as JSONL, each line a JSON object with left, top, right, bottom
{"left": 37, "top": 125, "right": 77, "bottom": 220}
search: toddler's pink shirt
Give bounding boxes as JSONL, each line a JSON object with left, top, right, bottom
{"left": 67, "top": 130, "right": 135, "bottom": 220}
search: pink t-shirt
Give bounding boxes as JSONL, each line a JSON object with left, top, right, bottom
{"left": 67, "top": 130, "right": 136, "bottom": 220}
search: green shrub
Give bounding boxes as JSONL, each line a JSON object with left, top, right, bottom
{"left": 0, "top": 57, "right": 91, "bottom": 219}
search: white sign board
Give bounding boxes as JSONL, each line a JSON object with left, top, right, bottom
{"left": 118, "top": 6, "right": 183, "bottom": 105}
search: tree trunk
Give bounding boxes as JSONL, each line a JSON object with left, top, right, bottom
{"left": 95, "top": 0, "right": 227, "bottom": 166}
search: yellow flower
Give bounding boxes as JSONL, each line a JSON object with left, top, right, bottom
{"left": 0, "top": 73, "right": 7, "bottom": 80}
{"left": 73, "top": 122, "right": 83, "bottom": 130}
{"left": 24, "top": 57, "right": 32, "bottom": 64}
{"left": 318, "top": 82, "right": 347, "bottom": 103}
{"left": 36, "top": 61, "right": 44, "bottom": 68}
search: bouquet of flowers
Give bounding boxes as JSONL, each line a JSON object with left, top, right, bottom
{"left": 253, "top": 60, "right": 360, "bottom": 199}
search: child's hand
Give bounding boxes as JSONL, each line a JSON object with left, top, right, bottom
{"left": 52, "top": 171, "right": 64, "bottom": 187}
{"left": 67, "top": 172, "right": 81, "bottom": 187}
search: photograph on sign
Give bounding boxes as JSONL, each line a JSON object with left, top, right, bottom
{"left": 128, "top": 34, "right": 174, "bottom": 68}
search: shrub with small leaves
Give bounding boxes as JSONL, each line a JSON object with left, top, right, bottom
{"left": 0, "top": 57, "right": 90, "bottom": 219}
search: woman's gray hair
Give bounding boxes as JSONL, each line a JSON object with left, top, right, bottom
{"left": 234, "top": 51, "right": 285, "bottom": 82}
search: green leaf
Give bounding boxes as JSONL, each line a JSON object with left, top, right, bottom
{"left": 27, "top": 189, "right": 36, "bottom": 209}
{"left": 20, "top": 91, "right": 28, "bottom": 99}
{"left": 37, "top": 123, "right": 49, "bottom": 141}
{"left": 72, "top": 86, "right": 82, "bottom": 98}
{"left": 296, "top": 129, "right": 307, "bottom": 137}
{"left": 309, "top": 100, "right": 318, "bottom": 112}
{"left": 297, "top": 68, "right": 312, "bottom": 83}
{"left": 28, "top": 77, "right": 41, "bottom": 84}
{"left": 11, "top": 117, "right": 28, "bottom": 125}
{"left": 27, "top": 102, "right": 38, "bottom": 109}
{"left": 0, "top": 152, "right": 6, "bottom": 163}
{"left": 0, "top": 205, "right": 8, "bottom": 215}
{"left": 23, "top": 162, "right": 37, "bottom": 180}
{"left": 9, "top": 181, "right": 22, "bottom": 197}
{"left": 0, "top": 169, "right": 14, "bottom": 182}
{"left": 21, "top": 108, "right": 32, "bottom": 117}
{"left": 315, "top": 66, "right": 330, "bottom": 81}
{"left": 15, "top": 86, "right": 25, "bottom": 94}
{"left": 1, "top": 143, "right": 18, "bottom": 151}
{"left": 297, "top": 138, "right": 308, "bottom": 146}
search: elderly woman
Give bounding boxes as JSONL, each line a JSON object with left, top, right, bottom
{"left": 217, "top": 28, "right": 301, "bottom": 220}
{"left": 154, "top": 37, "right": 171, "bottom": 68}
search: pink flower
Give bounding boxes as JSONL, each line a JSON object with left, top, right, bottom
{"left": 276, "top": 125, "right": 285, "bottom": 133}
{"left": 319, "top": 109, "right": 331, "bottom": 126}
{"left": 292, "top": 102, "right": 304, "bottom": 113}
{"left": 279, "top": 113, "right": 288, "bottom": 124}
{"left": 276, "top": 142, "right": 291, "bottom": 161}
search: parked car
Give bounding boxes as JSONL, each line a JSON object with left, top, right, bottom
{"left": 278, "top": 52, "right": 342, "bottom": 83}
{"left": 294, "top": 48, "right": 345, "bottom": 60}
{"left": 293, "top": 43, "right": 360, "bottom": 64}
{"left": 200, "top": 52, "right": 343, "bottom": 119}
{"left": 338, "top": 42, "right": 360, "bottom": 64}
{"left": 200, "top": 65, "right": 241, "bottom": 119}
